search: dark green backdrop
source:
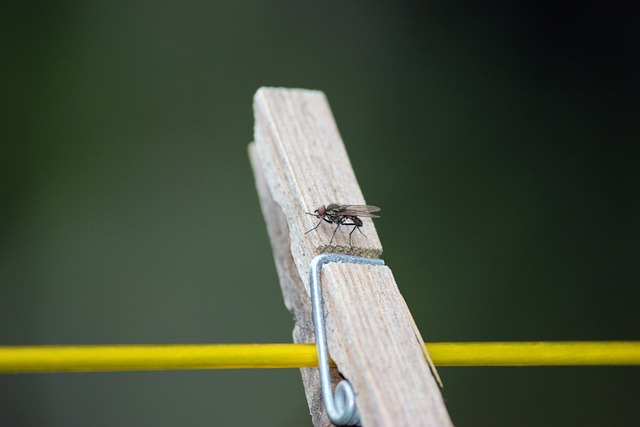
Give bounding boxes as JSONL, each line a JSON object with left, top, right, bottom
{"left": 2, "top": 2, "right": 638, "bottom": 425}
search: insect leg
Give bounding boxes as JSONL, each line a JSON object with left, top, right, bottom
{"left": 304, "top": 218, "right": 325, "bottom": 234}
{"left": 329, "top": 223, "right": 341, "bottom": 245}
{"left": 348, "top": 225, "right": 361, "bottom": 246}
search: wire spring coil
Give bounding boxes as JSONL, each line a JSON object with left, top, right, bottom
{"left": 309, "top": 254, "right": 385, "bottom": 426}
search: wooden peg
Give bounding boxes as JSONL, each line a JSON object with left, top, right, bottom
{"left": 249, "top": 87, "right": 452, "bottom": 426}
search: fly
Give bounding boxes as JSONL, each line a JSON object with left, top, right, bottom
{"left": 305, "top": 203, "right": 381, "bottom": 246}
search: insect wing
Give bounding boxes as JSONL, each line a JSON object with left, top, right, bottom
{"left": 340, "top": 205, "right": 381, "bottom": 218}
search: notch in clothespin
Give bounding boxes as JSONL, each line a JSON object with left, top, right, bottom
{"left": 249, "top": 88, "right": 451, "bottom": 427}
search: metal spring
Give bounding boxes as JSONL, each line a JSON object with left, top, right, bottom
{"left": 309, "top": 254, "right": 385, "bottom": 426}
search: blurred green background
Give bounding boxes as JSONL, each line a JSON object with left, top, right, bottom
{"left": 2, "top": 1, "right": 639, "bottom": 426}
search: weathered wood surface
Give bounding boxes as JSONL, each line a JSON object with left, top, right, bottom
{"left": 249, "top": 87, "right": 452, "bottom": 426}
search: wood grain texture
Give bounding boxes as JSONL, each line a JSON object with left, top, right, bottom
{"left": 249, "top": 143, "right": 337, "bottom": 426}
{"left": 250, "top": 87, "right": 452, "bottom": 426}
{"left": 253, "top": 88, "right": 382, "bottom": 279}
{"left": 322, "top": 263, "right": 451, "bottom": 426}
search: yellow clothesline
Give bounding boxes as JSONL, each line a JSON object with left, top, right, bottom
{"left": 1, "top": 341, "right": 639, "bottom": 373}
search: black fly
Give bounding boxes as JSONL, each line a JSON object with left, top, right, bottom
{"left": 305, "top": 203, "right": 381, "bottom": 246}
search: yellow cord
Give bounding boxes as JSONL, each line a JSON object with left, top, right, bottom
{"left": 428, "top": 341, "right": 640, "bottom": 366}
{"left": 0, "top": 342, "right": 638, "bottom": 373}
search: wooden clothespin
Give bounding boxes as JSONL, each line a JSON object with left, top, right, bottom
{"left": 249, "top": 88, "right": 452, "bottom": 426}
